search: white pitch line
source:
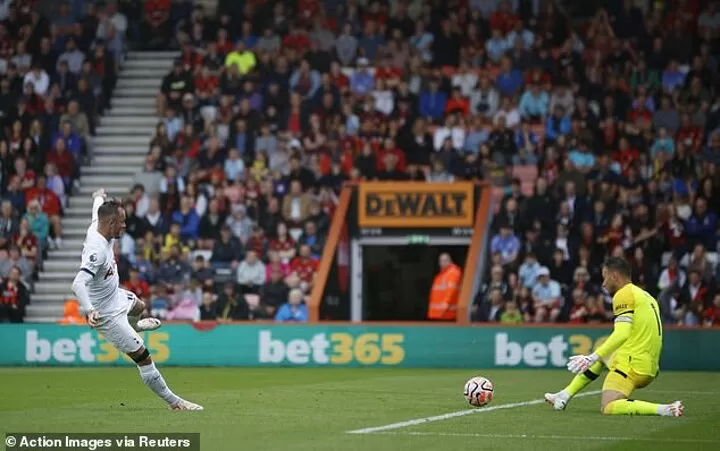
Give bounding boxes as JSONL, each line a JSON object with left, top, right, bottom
{"left": 366, "top": 431, "right": 720, "bottom": 445}
{"left": 346, "top": 390, "right": 601, "bottom": 435}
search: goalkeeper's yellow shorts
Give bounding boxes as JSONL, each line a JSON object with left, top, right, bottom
{"left": 602, "top": 368, "right": 655, "bottom": 397}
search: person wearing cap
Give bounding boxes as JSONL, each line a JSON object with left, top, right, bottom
{"left": 531, "top": 266, "right": 562, "bottom": 322}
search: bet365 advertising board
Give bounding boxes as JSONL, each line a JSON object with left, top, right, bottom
{"left": 1, "top": 324, "right": 718, "bottom": 370}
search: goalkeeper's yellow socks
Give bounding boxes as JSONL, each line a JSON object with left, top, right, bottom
{"left": 603, "top": 399, "right": 661, "bottom": 415}
{"left": 563, "top": 361, "right": 604, "bottom": 397}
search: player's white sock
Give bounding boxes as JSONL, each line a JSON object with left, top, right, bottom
{"left": 658, "top": 401, "right": 684, "bottom": 417}
{"left": 137, "top": 362, "right": 181, "bottom": 406}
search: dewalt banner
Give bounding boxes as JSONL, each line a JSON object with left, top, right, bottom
{"left": 357, "top": 182, "right": 475, "bottom": 228}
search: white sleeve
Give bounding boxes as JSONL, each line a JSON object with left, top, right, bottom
{"left": 91, "top": 195, "right": 105, "bottom": 223}
{"left": 71, "top": 270, "right": 95, "bottom": 313}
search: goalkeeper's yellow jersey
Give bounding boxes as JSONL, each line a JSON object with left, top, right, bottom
{"left": 610, "top": 283, "right": 663, "bottom": 376}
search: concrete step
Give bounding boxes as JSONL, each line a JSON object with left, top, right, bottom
{"left": 80, "top": 174, "right": 133, "bottom": 186}
{"left": 123, "top": 60, "right": 174, "bottom": 70}
{"left": 44, "top": 257, "right": 83, "bottom": 270}
{"left": 117, "top": 78, "right": 162, "bottom": 89}
{"left": 96, "top": 125, "right": 155, "bottom": 136}
{"left": 127, "top": 51, "right": 179, "bottom": 60}
{"left": 34, "top": 281, "right": 75, "bottom": 294}
{"left": 94, "top": 135, "right": 151, "bottom": 147}
{"left": 114, "top": 87, "right": 161, "bottom": 98}
{"left": 77, "top": 186, "right": 128, "bottom": 197}
{"left": 62, "top": 217, "right": 92, "bottom": 228}
{"left": 26, "top": 305, "right": 66, "bottom": 317}
{"left": 84, "top": 165, "right": 140, "bottom": 176}
{"left": 64, "top": 227, "right": 90, "bottom": 238}
{"left": 93, "top": 155, "right": 145, "bottom": 166}
{"left": 122, "top": 68, "right": 170, "bottom": 79}
{"left": 39, "top": 271, "right": 77, "bottom": 281}
{"left": 48, "top": 249, "right": 85, "bottom": 259}
{"left": 107, "top": 106, "right": 157, "bottom": 118}
{"left": 93, "top": 146, "right": 148, "bottom": 156}
{"left": 29, "top": 293, "right": 73, "bottom": 303}
{"left": 113, "top": 97, "right": 155, "bottom": 108}
{"left": 102, "top": 115, "right": 157, "bottom": 126}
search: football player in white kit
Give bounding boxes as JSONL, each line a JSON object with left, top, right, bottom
{"left": 71, "top": 189, "right": 203, "bottom": 410}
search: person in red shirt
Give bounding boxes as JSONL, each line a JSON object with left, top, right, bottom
{"left": 376, "top": 138, "right": 406, "bottom": 172}
{"left": 25, "top": 175, "right": 63, "bottom": 246}
{"left": 215, "top": 28, "right": 234, "bottom": 56}
{"left": 194, "top": 65, "right": 219, "bottom": 105}
{"left": 445, "top": 87, "right": 469, "bottom": 115}
{"left": 142, "top": 0, "right": 171, "bottom": 48}
{"left": 13, "top": 218, "right": 38, "bottom": 262}
{"left": 703, "top": 294, "right": 720, "bottom": 327}
{"left": 283, "top": 25, "right": 310, "bottom": 54}
{"left": 489, "top": 0, "right": 518, "bottom": 35}
{"left": 290, "top": 244, "right": 319, "bottom": 284}
{"left": 45, "top": 138, "right": 75, "bottom": 185}
{"left": 124, "top": 268, "right": 151, "bottom": 301}
{"left": 676, "top": 113, "right": 702, "bottom": 153}
{"left": 13, "top": 156, "right": 36, "bottom": 190}
{"left": 0, "top": 266, "right": 29, "bottom": 323}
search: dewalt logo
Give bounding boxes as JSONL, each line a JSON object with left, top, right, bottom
{"left": 358, "top": 182, "right": 475, "bottom": 228}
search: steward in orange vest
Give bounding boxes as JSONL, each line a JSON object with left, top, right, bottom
{"left": 428, "top": 253, "right": 463, "bottom": 320}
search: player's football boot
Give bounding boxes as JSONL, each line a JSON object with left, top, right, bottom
{"left": 136, "top": 318, "right": 162, "bottom": 331}
{"left": 171, "top": 399, "right": 204, "bottom": 411}
{"left": 544, "top": 392, "right": 568, "bottom": 411}
{"left": 664, "top": 401, "right": 684, "bottom": 417}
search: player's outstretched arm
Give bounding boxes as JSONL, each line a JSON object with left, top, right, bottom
{"left": 567, "top": 319, "right": 632, "bottom": 374}
{"left": 91, "top": 189, "right": 107, "bottom": 223}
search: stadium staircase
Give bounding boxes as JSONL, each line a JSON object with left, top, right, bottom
{"left": 27, "top": 52, "right": 178, "bottom": 323}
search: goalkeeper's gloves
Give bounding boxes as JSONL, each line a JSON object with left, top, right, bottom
{"left": 567, "top": 353, "right": 600, "bottom": 374}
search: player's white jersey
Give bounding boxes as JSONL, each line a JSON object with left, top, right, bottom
{"left": 78, "top": 198, "right": 124, "bottom": 319}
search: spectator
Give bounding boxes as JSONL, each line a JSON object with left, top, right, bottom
{"left": 226, "top": 204, "right": 253, "bottom": 245}
{"left": 475, "top": 288, "right": 505, "bottom": 323}
{"left": 428, "top": 252, "right": 462, "bottom": 321}
{"left": 157, "top": 246, "right": 191, "bottom": 286}
{"left": 0, "top": 246, "right": 32, "bottom": 284}
{"left": 275, "top": 288, "right": 308, "bottom": 322}
{"left": 216, "top": 282, "right": 249, "bottom": 321}
{"left": 171, "top": 195, "right": 200, "bottom": 242}
{"left": 0, "top": 266, "right": 29, "bottom": 323}
{"left": 199, "top": 290, "right": 217, "bottom": 320}
{"left": 490, "top": 222, "right": 521, "bottom": 267}
{"left": 290, "top": 244, "right": 319, "bottom": 290}
{"left": 499, "top": 300, "right": 524, "bottom": 324}
{"left": 0, "top": 200, "right": 19, "bottom": 249}
{"left": 236, "top": 250, "right": 266, "bottom": 294}
{"left": 211, "top": 225, "right": 244, "bottom": 269}
{"left": 531, "top": 267, "right": 562, "bottom": 322}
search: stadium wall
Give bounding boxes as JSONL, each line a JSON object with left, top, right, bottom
{"left": 2, "top": 324, "right": 720, "bottom": 370}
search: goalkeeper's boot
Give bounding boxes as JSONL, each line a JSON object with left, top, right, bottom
{"left": 171, "top": 399, "right": 204, "bottom": 411}
{"left": 544, "top": 391, "right": 569, "bottom": 411}
{"left": 136, "top": 318, "right": 162, "bottom": 331}
{"left": 659, "top": 401, "right": 684, "bottom": 417}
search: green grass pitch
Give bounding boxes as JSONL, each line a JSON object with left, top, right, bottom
{"left": 1, "top": 368, "right": 719, "bottom": 450}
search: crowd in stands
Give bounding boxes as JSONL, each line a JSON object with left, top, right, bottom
{"left": 117, "top": 0, "right": 720, "bottom": 326}
{"left": 3, "top": 0, "right": 719, "bottom": 326}
{"left": 0, "top": 0, "right": 124, "bottom": 322}
{"left": 468, "top": 0, "right": 720, "bottom": 327}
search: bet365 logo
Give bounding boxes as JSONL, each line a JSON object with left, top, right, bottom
{"left": 494, "top": 333, "right": 608, "bottom": 367}
{"left": 258, "top": 330, "right": 405, "bottom": 366}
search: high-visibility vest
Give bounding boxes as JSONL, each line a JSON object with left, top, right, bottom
{"left": 428, "top": 264, "right": 462, "bottom": 320}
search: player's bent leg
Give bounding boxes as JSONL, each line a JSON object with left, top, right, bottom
{"left": 545, "top": 360, "right": 604, "bottom": 411}
{"left": 123, "top": 290, "right": 161, "bottom": 332}
{"left": 601, "top": 370, "right": 682, "bottom": 416}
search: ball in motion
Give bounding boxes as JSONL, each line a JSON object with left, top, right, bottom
{"left": 463, "top": 376, "right": 494, "bottom": 407}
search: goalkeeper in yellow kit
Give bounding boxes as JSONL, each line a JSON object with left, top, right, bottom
{"left": 544, "top": 257, "right": 683, "bottom": 416}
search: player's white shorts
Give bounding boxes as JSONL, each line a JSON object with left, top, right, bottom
{"left": 95, "top": 289, "right": 144, "bottom": 354}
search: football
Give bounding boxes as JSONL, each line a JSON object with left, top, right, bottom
{"left": 463, "top": 376, "right": 494, "bottom": 407}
